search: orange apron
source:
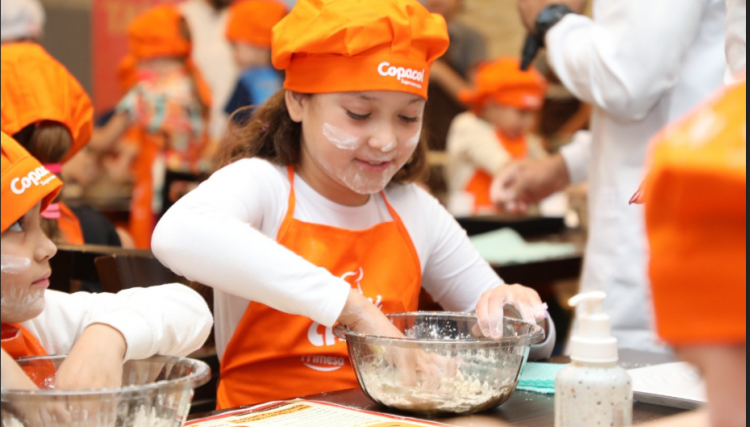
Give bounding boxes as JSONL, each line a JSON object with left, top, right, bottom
{"left": 216, "top": 166, "right": 423, "bottom": 409}
{"left": 465, "top": 132, "right": 529, "bottom": 213}
{"left": 1, "top": 323, "right": 55, "bottom": 388}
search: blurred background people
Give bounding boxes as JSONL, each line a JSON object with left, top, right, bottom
{"left": 446, "top": 58, "right": 548, "bottom": 215}
{"left": 224, "top": 0, "right": 287, "bottom": 121}
{"left": 91, "top": 4, "right": 212, "bottom": 249}
{"left": 423, "top": 0, "right": 487, "bottom": 152}
{"left": 495, "top": 0, "right": 728, "bottom": 353}
{"left": 180, "top": 0, "right": 238, "bottom": 141}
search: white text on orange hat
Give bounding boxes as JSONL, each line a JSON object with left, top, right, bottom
{"left": 10, "top": 166, "right": 55, "bottom": 195}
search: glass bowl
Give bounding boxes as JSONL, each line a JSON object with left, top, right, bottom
{"left": 1, "top": 355, "right": 210, "bottom": 427}
{"left": 334, "top": 312, "right": 545, "bottom": 416}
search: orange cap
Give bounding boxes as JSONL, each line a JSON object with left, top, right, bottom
{"left": 459, "top": 58, "right": 548, "bottom": 112}
{"left": 0, "top": 43, "right": 94, "bottom": 163}
{"left": 227, "top": 0, "right": 287, "bottom": 48}
{"left": 1, "top": 132, "right": 62, "bottom": 233}
{"left": 272, "top": 0, "right": 449, "bottom": 99}
{"left": 127, "top": 4, "right": 191, "bottom": 60}
{"left": 645, "top": 81, "right": 747, "bottom": 346}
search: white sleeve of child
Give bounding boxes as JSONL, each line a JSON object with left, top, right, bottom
{"left": 415, "top": 188, "right": 503, "bottom": 312}
{"left": 448, "top": 113, "right": 512, "bottom": 176}
{"left": 151, "top": 160, "right": 352, "bottom": 328}
{"left": 24, "top": 286, "right": 213, "bottom": 361}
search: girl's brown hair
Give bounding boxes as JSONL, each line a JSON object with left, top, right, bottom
{"left": 219, "top": 90, "right": 430, "bottom": 185}
{"left": 13, "top": 122, "right": 73, "bottom": 243}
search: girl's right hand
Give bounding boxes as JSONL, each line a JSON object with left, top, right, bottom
{"left": 337, "top": 290, "right": 456, "bottom": 388}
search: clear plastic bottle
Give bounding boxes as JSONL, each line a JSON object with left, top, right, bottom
{"left": 555, "top": 292, "right": 633, "bottom": 427}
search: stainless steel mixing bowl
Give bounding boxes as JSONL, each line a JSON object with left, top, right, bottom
{"left": 334, "top": 312, "right": 545, "bottom": 416}
{"left": 1, "top": 355, "right": 210, "bottom": 427}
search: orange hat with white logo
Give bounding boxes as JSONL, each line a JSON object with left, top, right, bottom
{"left": 226, "top": 0, "right": 287, "bottom": 48}
{"left": 272, "top": 0, "right": 450, "bottom": 99}
{"left": 0, "top": 43, "right": 94, "bottom": 163}
{"left": 459, "top": 58, "right": 548, "bottom": 112}
{"left": 1, "top": 132, "right": 62, "bottom": 233}
{"left": 645, "top": 80, "right": 747, "bottom": 346}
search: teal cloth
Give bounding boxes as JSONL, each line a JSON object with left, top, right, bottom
{"left": 470, "top": 228, "right": 577, "bottom": 265}
{"left": 517, "top": 363, "right": 568, "bottom": 395}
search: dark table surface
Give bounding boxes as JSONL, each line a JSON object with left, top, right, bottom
{"left": 189, "top": 350, "right": 685, "bottom": 426}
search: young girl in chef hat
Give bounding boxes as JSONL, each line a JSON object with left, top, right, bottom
{"left": 152, "top": 0, "right": 553, "bottom": 408}
{"left": 0, "top": 133, "right": 213, "bottom": 396}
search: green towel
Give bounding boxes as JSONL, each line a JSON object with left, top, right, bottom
{"left": 470, "top": 228, "right": 577, "bottom": 265}
{"left": 517, "top": 363, "right": 568, "bottom": 395}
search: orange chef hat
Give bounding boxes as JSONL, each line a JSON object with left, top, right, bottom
{"left": 125, "top": 4, "right": 212, "bottom": 114}
{"left": 1, "top": 132, "right": 62, "bottom": 233}
{"left": 226, "top": 0, "right": 287, "bottom": 48}
{"left": 272, "top": 0, "right": 450, "bottom": 99}
{"left": 645, "top": 81, "right": 747, "bottom": 346}
{"left": 0, "top": 43, "right": 94, "bottom": 163}
{"left": 459, "top": 58, "right": 548, "bottom": 113}
{"left": 127, "top": 4, "right": 191, "bottom": 60}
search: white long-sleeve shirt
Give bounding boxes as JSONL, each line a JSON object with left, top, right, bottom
{"left": 21, "top": 284, "right": 213, "bottom": 361}
{"left": 548, "top": 0, "right": 727, "bottom": 352}
{"left": 152, "top": 158, "right": 503, "bottom": 359}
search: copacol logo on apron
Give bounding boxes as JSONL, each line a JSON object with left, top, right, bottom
{"left": 303, "top": 268, "right": 383, "bottom": 372}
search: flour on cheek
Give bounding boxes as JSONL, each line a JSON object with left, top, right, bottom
{"left": 323, "top": 123, "right": 363, "bottom": 151}
{"left": 1, "top": 255, "right": 31, "bottom": 275}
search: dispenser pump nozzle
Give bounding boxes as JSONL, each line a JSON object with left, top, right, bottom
{"left": 568, "top": 292, "right": 619, "bottom": 364}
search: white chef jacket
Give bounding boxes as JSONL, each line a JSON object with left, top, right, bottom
{"left": 180, "top": 0, "right": 238, "bottom": 141}
{"left": 548, "top": 0, "right": 727, "bottom": 352}
{"left": 725, "top": 0, "right": 747, "bottom": 79}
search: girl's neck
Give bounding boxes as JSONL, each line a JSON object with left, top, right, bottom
{"left": 297, "top": 148, "right": 371, "bottom": 207}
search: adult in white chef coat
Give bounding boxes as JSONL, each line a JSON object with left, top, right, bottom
{"left": 493, "top": 0, "right": 727, "bottom": 353}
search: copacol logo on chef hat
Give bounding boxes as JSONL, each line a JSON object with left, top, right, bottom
{"left": 378, "top": 62, "right": 426, "bottom": 90}
{"left": 10, "top": 166, "right": 55, "bottom": 195}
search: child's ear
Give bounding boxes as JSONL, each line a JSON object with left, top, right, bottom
{"left": 285, "top": 91, "right": 306, "bottom": 124}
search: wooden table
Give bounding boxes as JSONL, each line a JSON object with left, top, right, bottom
{"left": 189, "top": 350, "right": 685, "bottom": 426}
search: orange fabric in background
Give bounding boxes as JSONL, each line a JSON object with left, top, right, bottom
{"left": 272, "top": 0, "right": 449, "bottom": 99}
{"left": 0, "top": 43, "right": 94, "bottom": 163}
{"left": 216, "top": 167, "right": 423, "bottom": 408}
{"left": 226, "top": 0, "right": 287, "bottom": 48}
{"left": 459, "top": 57, "right": 548, "bottom": 113}
{"left": 465, "top": 133, "right": 529, "bottom": 213}
{"left": 58, "top": 202, "right": 85, "bottom": 245}
{"left": 645, "top": 80, "right": 747, "bottom": 346}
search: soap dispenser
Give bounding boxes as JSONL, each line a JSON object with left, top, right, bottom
{"left": 555, "top": 292, "right": 633, "bottom": 427}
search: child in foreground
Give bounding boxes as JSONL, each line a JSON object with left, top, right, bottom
{"left": 1, "top": 132, "right": 213, "bottom": 399}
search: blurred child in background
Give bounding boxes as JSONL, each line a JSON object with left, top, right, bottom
{"left": 446, "top": 58, "right": 548, "bottom": 215}
{"left": 224, "top": 0, "right": 287, "bottom": 121}
{"left": 0, "top": 42, "right": 128, "bottom": 249}
{"left": 91, "top": 4, "right": 212, "bottom": 249}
